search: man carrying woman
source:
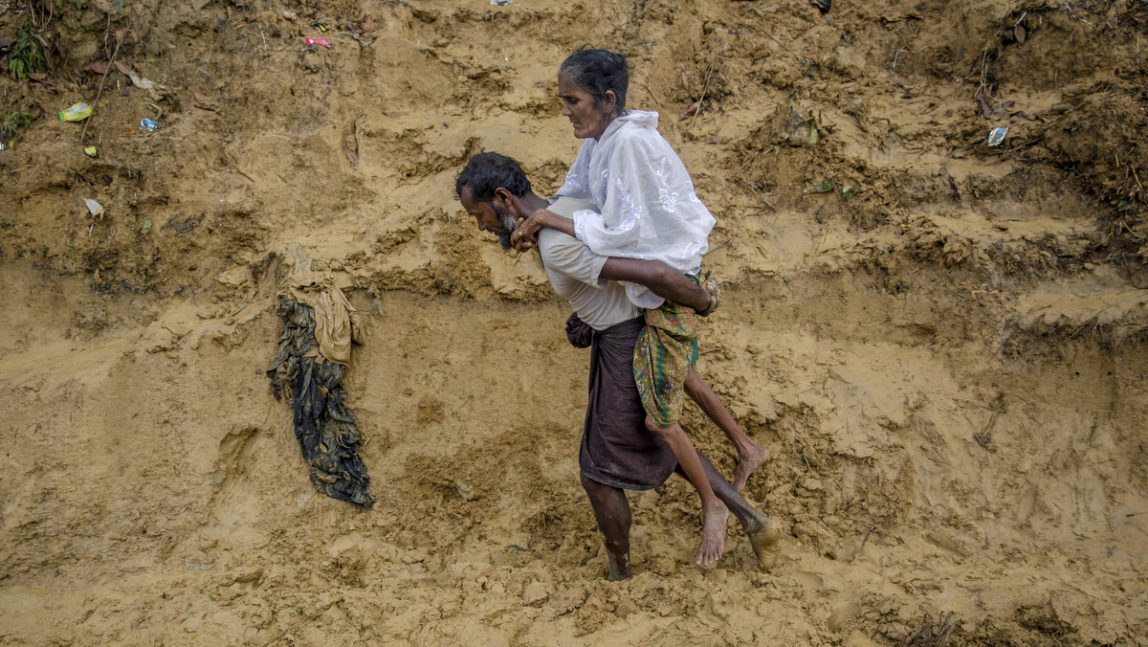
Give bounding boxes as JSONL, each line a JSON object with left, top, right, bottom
{"left": 511, "top": 48, "right": 772, "bottom": 567}
{"left": 456, "top": 152, "right": 781, "bottom": 579}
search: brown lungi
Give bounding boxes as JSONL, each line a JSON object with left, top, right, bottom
{"left": 580, "top": 316, "right": 678, "bottom": 490}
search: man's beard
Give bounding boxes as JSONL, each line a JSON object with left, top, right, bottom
{"left": 494, "top": 203, "right": 517, "bottom": 249}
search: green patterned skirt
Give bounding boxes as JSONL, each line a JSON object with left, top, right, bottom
{"left": 632, "top": 280, "right": 701, "bottom": 428}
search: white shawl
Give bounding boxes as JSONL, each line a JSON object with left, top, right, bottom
{"left": 556, "top": 110, "right": 715, "bottom": 309}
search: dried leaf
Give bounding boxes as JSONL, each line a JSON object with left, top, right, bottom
{"left": 115, "top": 61, "right": 167, "bottom": 99}
{"left": 84, "top": 61, "right": 109, "bottom": 75}
{"left": 193, "top": 92, "right": 219, "bottom": 111}
{"left": 679, "top": 102, "right": 698, "bottom": 120}
{"left": 975, "top": 93, "right": 992, "bottom": 119}
{"left": 131, "top": 7, "right": 143, "bottom": 39}
{"left": 880, "top": 11, "right": 921, "bottom": 23}
{"left": 945, "top": 172, "right": 961, "bottom": 201}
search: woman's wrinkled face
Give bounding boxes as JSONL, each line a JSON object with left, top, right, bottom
{"left": 558, "top": 72, "right": 613, "bottom": 141}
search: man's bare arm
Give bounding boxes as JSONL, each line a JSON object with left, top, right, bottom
{"left": 599, "top": 257, "right": 711, "bottom": 313}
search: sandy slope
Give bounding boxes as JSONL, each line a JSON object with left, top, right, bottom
{"left": 1, "top": 0, "right": 1147, "bottom": 644}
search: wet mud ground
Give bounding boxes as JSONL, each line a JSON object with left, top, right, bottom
{"left": 1, "top": 0, "right": 1147, "bottom": 644}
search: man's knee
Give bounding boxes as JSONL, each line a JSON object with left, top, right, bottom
{"left": 580, "top": 473, "right": 598, "bottom": 493}
{"left": 581, "top": 473, "right": 614, "bottom": 502}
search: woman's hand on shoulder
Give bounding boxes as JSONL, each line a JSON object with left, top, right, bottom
{"left": 510, "top": 208, "right": 551, "bottom": 252}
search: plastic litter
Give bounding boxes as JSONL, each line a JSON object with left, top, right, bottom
{"left": 84, "top": 146, "right": 98, "bottom": 157}
{"left": 304, "top": 37, "right": 331, "bottom": 48}
{"left": 0, "top": 142, "right": 6, "bottom": 151}
{"left": 84, "top": 198, "right": 105, "bottom": 218}
{"left": 491, "top": 0, "right": 512, "bottom": 4}
{"left": 193, "top": 92, "right": 219, "bottom": 111}
{"left": 987, "top": 127, "right": 1008, "bottom": 147}
{"left": 59, "top": 103, "right": 93, "bottom": 122}
{"left": 342, "top": 21, "right": 373, "bottom": 47}
{"left": 140, "top": 118, "right": 158, "bottom": 131}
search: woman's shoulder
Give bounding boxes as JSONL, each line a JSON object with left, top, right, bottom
{"left": 620, "top": 110, "right": 660, "bottom": 127}
{"left": 615, "top": 111, "right": 660, "bottom": 136}
{"left": 611, "top": 112, "right": 668, "bottom": 149}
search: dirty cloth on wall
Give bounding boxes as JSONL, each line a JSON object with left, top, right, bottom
{"left": 267, "top": 249, "right": 374, "bottom": 506}
{"left": 269, "top": 296, "right": 374, "bottom": 507}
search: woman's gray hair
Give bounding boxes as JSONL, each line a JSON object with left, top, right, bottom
{"left": 559, "top": 48, "right": 630, "bottom": 116}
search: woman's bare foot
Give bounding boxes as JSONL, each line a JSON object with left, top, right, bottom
{"left": 747, "top": 517, "right": 783, "bottom": 571}
{"left": 732, "top": 443, "right": 770, "bottom": 492}
{"left": 696, "top": 500, "right": 728, "bottom": 566}
{"left": 697, "top": 271, "right": 720, "bottom": 316}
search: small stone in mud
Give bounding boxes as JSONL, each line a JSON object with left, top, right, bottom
{"left": 523, "top": 581, "right": 549, "bottom": 606}
{"left": 401, "top": 549, "right": 427, "bottom": 564}
{"left": 827, "top": 600, "right": 861, "bottom": 632}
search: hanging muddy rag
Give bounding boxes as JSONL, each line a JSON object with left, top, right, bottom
{"left": 267, "top": 244, "right": 375, "bottom": 507}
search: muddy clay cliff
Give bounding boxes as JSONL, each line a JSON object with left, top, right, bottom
{"left": 1, "top": 0, "right": 1147, "bottom": 645}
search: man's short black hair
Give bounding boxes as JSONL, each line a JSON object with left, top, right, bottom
{"left": 455, "top": 152, "right": 531, "bottom": 202}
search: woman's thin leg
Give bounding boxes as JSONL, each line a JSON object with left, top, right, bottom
{"left": 684, "top": 369, "right": 769, "bottom": 491}
{"left": 645, "top": 417, "right": 727, "bottom": 566}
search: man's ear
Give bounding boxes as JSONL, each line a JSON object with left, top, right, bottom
{"left": 491, "top": 187, "right": 509, "bottom": 215}
{"left": 494, "top": 187, "right": 526, "bottom": 220}
{"left": 496, "top": 187, "right": 527, "bottom": 215}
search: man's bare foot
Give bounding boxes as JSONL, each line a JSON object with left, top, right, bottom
{"left": 696, "top": 500, "right": 728, "bottom": 566}
{"left": 747, "top": 517, "right": 783, "bottom": 571}
{"left": 732, "top": 443, "right": 770, "bottom": 492}
{"left": 697, "top": 271, "right": 720, "bottom": 317}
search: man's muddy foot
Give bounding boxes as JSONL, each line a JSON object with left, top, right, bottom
{"left": 748, "top": 517, "right": 783, "bottom": 571}
{"left": 732, "top": 444, "right": 770, "bottom": 492}
{"left": 606, "top": 553, "right": 633, "bottom": 581}
{"left": 697, "top": 271, "right": 720, "bottom": 317}
{"left": 606, "top": 568, "right": 632, "bottom": 582}
{"left": 696, "top": 501, "right": 728, "bottom": 566}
